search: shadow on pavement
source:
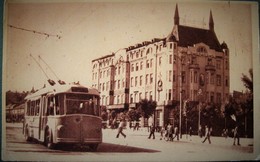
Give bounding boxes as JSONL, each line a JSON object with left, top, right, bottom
{"left": 49, "top": 142, "right": 160, "bottom": 153}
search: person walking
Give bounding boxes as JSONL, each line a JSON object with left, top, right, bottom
{"left": 202, "top": 125, "right": 211, "bottom": 144}
{"left": 166, "top": 123, "right": 173, "bottom": 141}
{"left": 189, "top": 126, "right": 192, "bottom": 141}
{"left": 116, "top": 119, "right": 126, "bottom": 138}
{"left": 172, "top": 125, "right": 179, "bottom": 141}
{"left": 160, "top": 125, "right": 166, "bottom": 140}
{"left": 148, "top": 123, "right": 155, "bottom": 139}
{"left": 233, "top": 125, "right": 240, "bottom": 145}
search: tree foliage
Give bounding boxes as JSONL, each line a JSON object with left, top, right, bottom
{"left": 241, "top": 68, "right": 253, "bottom": 93}
{"left": 137, "top": 99, "right": 157, "bottom": 119}
{"left": 127, "top": 109, "right": 141, "bottom": 121}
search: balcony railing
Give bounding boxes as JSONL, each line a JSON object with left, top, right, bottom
{"left": 189, "top": 63, "right": 200, "bottom": 69}
{"left": 205, "top": 64, "right": 216, "bottom": 71}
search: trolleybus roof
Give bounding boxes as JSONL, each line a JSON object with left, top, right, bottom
{"left": 25, "top": 84, "right": 99, "bottom": 100}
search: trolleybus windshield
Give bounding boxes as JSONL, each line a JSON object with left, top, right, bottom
{"left": 65, "top": 93, "right": 99, "bottom": 116}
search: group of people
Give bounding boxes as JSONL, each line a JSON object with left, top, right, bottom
{"left": 115, "top": 120, "right": 241, "bottom": 146}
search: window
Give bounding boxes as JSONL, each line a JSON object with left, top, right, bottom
{"left": 107, "top": 70, "right": 109, "bottom": 77}
{"left": 194, "top": 71, "right": 198, "bottom": 83}
{"left": 217, "top": 75, "right": 221, "bottom": 86}
{"left": 106, "top": 82, "right": 109, "bottom": 91}
{"left": 131, "top": 64, "right": 134, "bottom": 72}
{"left": 190, "top": 71, "right": 193, "bottom": 83}
{"left": 118, "top": 80, "right": 120, "bottom": 89}
{"left": 122, "top": 79, "right": 125, "bottom": 88}
{"left": 169, "top": 70, "right": 172, "bottom": 82}
{"left": 131, "top": 77, "right": 133, "bottom": 87}
{"left": 146, "top": 60, "right": 150, "bottom": 68}
{"left": 225, "top": 77, "right": 229, "bottom": 86}
{"left": 140, "top": 76, "right": 143, "bottom": 86}
{"left": 136, "top": 63, "right": 139, "bottom": 71}
{"left": 130, "top": 94, "right": 133, "bottom": 103}
{"left": 208, "top": 58, "right": 213, "bottom": 65}
{"left": 173, "top": 71, "right": 176, "bottom": 82}
{"left": 210, "top": 73, "right": 214, "bottom": 84}
{"left": 216, "top": 60, "right": 221, "bottom": 69}
{"left": 118, "top": 66, "right": 121, "bottom": 75}
{"left": 150, "top": 91, "right": 153, "bottom": 100}
{"left": 210, "top": 92, "right": 214, "bottom": 102}
{"left": 182, "top": 71, "right": 186, "bottom": 83}
{"left": 146, "top": 74, "right": 149, "bottom": 84}
{"left": 135, "top": 76, "right": 138, "bottom": 86}
{"left": 140, "top": 61, "right": 143, "bottom": 70}
{"left": 197, "top": 46, "right": 207, "bottom": 53}
{"left": 47, "top": 97, "right": 54, "bottom": 116}
{"left": 168, "top": 89, "right": 172, "bottom": 100}
{"left": 150, "top": 59, "right": 153, "bottom": 68}
{"left": 217, "top": 93, "right": 221, "bottom": 103}
{"left": 169, "top": 55, "right": 172, "bottom": 64}
{"left": 170, "top": 43, "right": 173, "bottom": 49}
{"left": 150, "top": 74, "right": 153, "bottom": 84}
{"left": 225, "top": 60, "right": 229, "bottom": 70}
{"left": 139, "top": 93, "right": 142, "bottom": 100}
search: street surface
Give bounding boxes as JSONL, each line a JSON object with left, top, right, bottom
{"left": 2, "top": 123, "right": 258, "bottom": 161}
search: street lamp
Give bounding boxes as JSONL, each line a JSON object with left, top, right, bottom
{"left": 198, "top": 88, "right": 202, "bottom": 135}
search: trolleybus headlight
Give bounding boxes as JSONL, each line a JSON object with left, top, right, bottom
{"left": 57, "top": 125, "right": 64, "bottom": 132}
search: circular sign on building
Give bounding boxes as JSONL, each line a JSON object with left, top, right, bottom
{"left": 157, "top": 80, "right": 163, "bottom": 91}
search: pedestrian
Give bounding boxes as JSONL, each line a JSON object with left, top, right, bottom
{"left": 202, "top": 125, "right": 211, "bottom": 144}
{"left": 198, "top": 125, "right": 202, "bottom": 138}
{"left": 172, "top": 125, "right": 179, "bottom": 141}
{"left": 160, "top": 126, "right": 165, "bottom": 140}
{"left": 116, "top": 119, "right": 126, "bottom": 138}
{"left": 189, "top": 126, "right": 192, "bottom": 141}
{"left": 233, "top": 125, "right": 240, "bottom": 145}
{"left": 148, "top": 123, "right": 155, "bottom": 139}
{"left": 167, "top": 123, "right": 173, "bottom": 141}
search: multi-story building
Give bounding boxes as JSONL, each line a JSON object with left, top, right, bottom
{"left": 92, "top": 5, "right": 230, "bottom": 127}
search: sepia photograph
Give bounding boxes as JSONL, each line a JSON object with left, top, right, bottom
{"left": 2, "top": 0, "right": 259, "bottom": 161}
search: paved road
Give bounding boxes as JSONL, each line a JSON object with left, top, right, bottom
{"left": 2, "top": 123, "right": 258, "bottom": 161}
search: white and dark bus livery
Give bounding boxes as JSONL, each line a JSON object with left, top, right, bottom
{"left": 23, "top": 84, "right": 102, "bottom": 151}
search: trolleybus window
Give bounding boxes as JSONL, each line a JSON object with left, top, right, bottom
{"left": 46, "top": 95, "right": 65, "bottom": 116}
{"left": 65, "top": 94, "right": 99, "bottom": 116}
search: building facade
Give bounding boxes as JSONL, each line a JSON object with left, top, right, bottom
{"left": 91, "top": 5, "right": 230, "bottom": 127}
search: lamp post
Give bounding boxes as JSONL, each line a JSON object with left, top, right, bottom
{"left": 179, "top": 69, "right": 182, "bottom": 139}
{"left": 198, "top": 88, "right": 202, "bottom": 135}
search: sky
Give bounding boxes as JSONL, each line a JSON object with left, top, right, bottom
{"left": 4, "top": 0, "right": 257, "bottom": 93}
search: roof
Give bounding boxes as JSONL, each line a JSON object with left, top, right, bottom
{"left": 177, "top": 25, "right": 223, "bottom": 52}
{"left": 92, "top": 53, "right": 114, "bottom": 62}
{"left": 25, "top": 84, "right": 99, "bottom": 100}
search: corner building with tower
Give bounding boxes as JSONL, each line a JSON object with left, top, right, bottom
{"left": 91, "top": 5, "right": 230, "bottom": 129}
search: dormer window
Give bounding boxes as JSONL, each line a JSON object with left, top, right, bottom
{"left": 197, "top": 46, "right": 207, "bottom": 53}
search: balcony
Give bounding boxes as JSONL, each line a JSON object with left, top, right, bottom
{"left": 189, "top": 63, "right": 200, "bottom": 69}
{"left": 205, "top": 64, "right": 216, "bottom": 71}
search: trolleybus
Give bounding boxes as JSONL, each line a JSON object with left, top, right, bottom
{"left": 23, "top": 84, "right": 102, "bottom": 151}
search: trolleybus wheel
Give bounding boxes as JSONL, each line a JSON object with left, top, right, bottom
{"left": 45, "top": 129, "right": 55, "bottom": 149}
{"left": 89, "top": 144, "right": 98, "bottom": 152}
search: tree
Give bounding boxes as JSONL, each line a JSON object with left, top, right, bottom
{"left": 137, "top": 99, "right": 157, "bottom": 119}
{"left": 241, "top": 68, "right": 254, "bottom": 137}
{"left": 127, "top": 109, "right": 141, "bottom": 121}
{"left": 241, "top": 68, "right": 253, "bottom": 93}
